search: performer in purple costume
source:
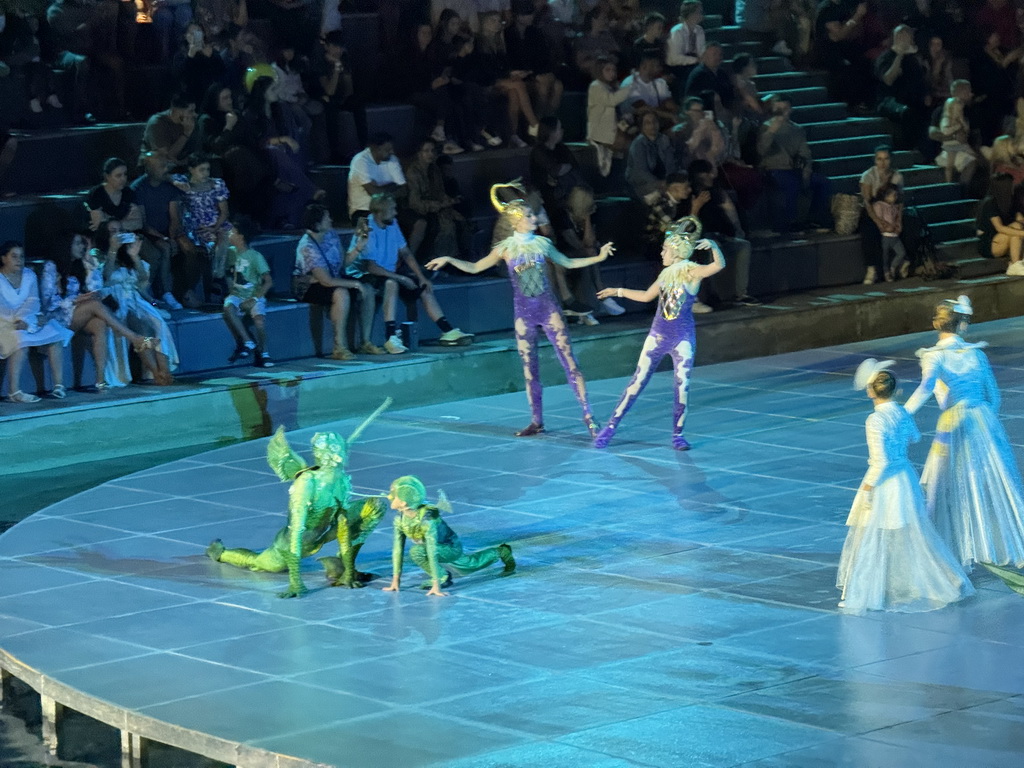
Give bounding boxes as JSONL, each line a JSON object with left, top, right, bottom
{"left": 426, "top": 183, "right": 615, "bottom": 437}
{"left": 594, "top": 217, "right": 724, "bottom": 450}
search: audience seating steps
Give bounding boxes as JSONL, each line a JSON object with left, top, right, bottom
{"left": 803, "top": 118, "right": 890, "bottom": 143}
{"left": 790, "top": 102, "right": 849, "bottom": 124}
{"left": 831, "top": 166, "right": 948, "bottom": 196}
{"left": 751, "top": 71, "right": 826, "bottom": 93}
{"left": 815, "top": 151, "right": 920, "bottom": 179}
{"left": 809, "top": 134, "right": 892, "bottom": 161}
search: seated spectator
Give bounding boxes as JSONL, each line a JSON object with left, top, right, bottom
{"left": 217, "top": 23, "right": 258, "bottom": 93}
{"left": 172, "top": 22, "right": 225, "bottom": 107}
{"left": 557, "top": 186, "right": 624, "bottom": 321}
{"left": 970, "top": 32, "right": 1021, "bottom": 145}
{"left": 87, "top": 158, "right": 142, "bottom": 235}
{"left": 875, "top": 25, "right": 931, "bottom": 151}
{"left": 770, "top": 0, "right": 815, "bottom": 63}
{"left": 684, "top": 42, "right": 734, "bottom": 113}
{"left": 347, "top": 132, "right": 407, "bottom": 223}
{"left": 976, "top": 173, "right": 1024, "bottom": 275}
{"left": 430, "top": 0, "right": 479, "bottom": 33}
{"left": 142, "top": 93, "right": 201, "bottom": 167}
{"left": 587, "top": 56, "right": 632, "bottom": 176}
{"left": 904, "top": 0, "right": 956, "bottom": 54}
{"left": 934, "top": 79, "right": 980, "bottom": 185}
{"left": 198, "top": 83, "right": 237, "bottom": 153}
{"left": 756, "top": 95, "right": 832, "bottom": 235}
{"left": 403, "top": 140, "right": 472, "bottom": 265}
{"left": 619, "top": 51, "right": 678, "bottom": 129}
{"left": 530, "top": 116, "right": 587, "bottom": 229}
{"left": 195, "top": 0, "right": 248, "bottom": 38}
{"left": 360, "top": 193, "right": 474, "bottom": 350}
{"left": 46, "top": 0, "right": 125, "bottom": 121}
{"left": 813, "top": 0, "right": 874, "bottom": 110}
{"left": 688, "top": 159, "right": 756, "bottom": 306}
{"left": 473, "top": 10, "right": 541, "bottom": 146}
{"left": 573, "top": 7, "right": 621, "bottom": 86}
{"left": 0, "top": 240, "right": 72, "bottom": 402}
{"left": 630, "top": 12, "right": 666, "bottom": 69}
{"left": 626, "top": 111, "right": 677, "bottom": 204}
{"left": 989, "top": 130, "right": 1024, "bottom": 185}
{"left": 305, "top": 29, "right": 368, "bottom": 159}
{"left": 101, "top": 234, "right": 178, "bottom": 385}
{"left": 171, "top": 153, "right": 231, "bottom": 304}
{"left": 272, "top": 46, "right": 315, "bottom": 164}
{"left": 0, "top": 6, "right": 62, "bottom": 115}
{"left": 130, "top": 150, "right": 183, "bottom": 310}
{"left": 152, "top": 0, "right": 194, "bottom": 63}
{"left": 923, "top": 35, "right": 954, "bottom": 108}
{"left": 859, "top": 145, "right": 905, "bottom": 285}
{"left": 666, "top": 0, "right": 705, "bottom": 100}
{"left": 222, "top": 216, "right": 274, "bottom": 367}
{"left": 43, "top": 232, "right": 148, "bottom": 390}
{"left": 644, "top": 172, "right": 712, "bottom": 312}
{"left": 505, "top": 0, "right": 563, "bottom": 119}
{"left": 0, "top": 130, "right": 15, "bottom": 195}
{"left": 293, "top": 203, "right": 381, "bottom": 360}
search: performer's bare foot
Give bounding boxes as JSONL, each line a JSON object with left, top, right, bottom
{"left": 672, "top": 435, "right": 691, "bottom": 451}
{"left": 515, "top": 422, "right": 545, "bottom": 437}
{"left": 498, "top": 543, "right": 516, "bottom": 574}
{"left": 594, "top": 425, "right": 614, "bottom": 449}
{"left": 206, "top": 539, "right": 225, "bottom": 561}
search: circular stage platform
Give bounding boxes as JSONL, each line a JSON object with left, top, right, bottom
{"left": 3, "top": 320, "right": 1024, "bottom": 767}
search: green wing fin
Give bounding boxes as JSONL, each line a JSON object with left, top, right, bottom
{"left": 267, "top": 426, "right": 309, "bottom": 482}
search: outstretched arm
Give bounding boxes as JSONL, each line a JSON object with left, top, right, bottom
{"left": 384, "top": 517, "right": 405, "bottom": 591}
{"left": 861, "top": 413, "right": 886, "bottom": 490}
{"left": 422, "top": 519, "right": 448, "bottom": 597}
{"left": 597, "top": 280, "right": 660, "bottom": 304}
{"left": 904, "top": 354, "right": 939, "bottom": 415}
{"left": 688, "top": 239, "right": 726, "bottom": 280}
{"left": 426, "top": 249, "right": 504, "bottom": 274}
{"left": 546, "top": 241, "right": 615, "bottom": 270}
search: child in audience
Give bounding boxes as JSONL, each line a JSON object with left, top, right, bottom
{"left": 222, "top": 216, "right": 274, "bottom": 367}
{"left": 871, "top": 184, "right": 908, "bottom": 281}
{"left": 935, "top": 80, "right": 979, "bottom": 184}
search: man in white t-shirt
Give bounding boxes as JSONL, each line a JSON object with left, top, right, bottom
{"left": 347, "top": 133, "right": 407, "bottom": 221}
{"left": 353, "top": 193, "right": 473, "bottom": 352}
{"left": 619, "top": 52, "right": 678, "bottom": 127}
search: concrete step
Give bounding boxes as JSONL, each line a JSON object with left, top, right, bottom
{"left": 803, "top": 117, "right": 890, "bottom": 142}
{"left": 915, "top": 199, "right": 980, "bottom": 224}
{"left": 764, "top": 86, "right": 829, "bottom": 107}
{"left": 831, "top": 167, "right": 956, "bottom": 196}
{"left": 708, "top": 24, "right": 747, "bottom": 44}
{"left": 754, "top": 56, "right": 795, "bottom": 74}
{"left": 816, "top": 151, "right": 919, "bottom": 178}
{"left": 937, "top": 237, "right": 983, "bottom": 264}
{"left": 902, "top": 182, "right": 965, "bottom": 205}
{"left": 809, "top": 134, "right": 891, "bottom": 160}
{"left": 791, "top": 102, "right": 848, "bottom": 123}
{"left": 951, "top": 255, "right": 1007, "bottom": 278}
{"left": 720, "top": 40, "right": 766, "bottom": 59}
{"left": 752, "top": 71, "right": 828, "bottom": 93}
{"left": 927, "top": 218, "right": 976, "bottom": 243}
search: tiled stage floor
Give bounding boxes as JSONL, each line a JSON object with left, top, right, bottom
{"left": 2, "top": 318, "right": 1024, "bottom": 767}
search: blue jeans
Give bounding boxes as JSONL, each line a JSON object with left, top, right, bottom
{"left": 768, "top": 169, "right": 831, "bottom": 233}
{"left": 153, "top": 4, "right": 194, "bottom": 61}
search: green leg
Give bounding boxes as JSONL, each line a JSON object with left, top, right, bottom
{"left": 410, "top": 542, "right": 460, "bottom": 588}
{"left": 208, "top": 540, "right": 288, "bottom": 573}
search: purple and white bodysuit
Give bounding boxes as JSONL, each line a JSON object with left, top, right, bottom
{"left": 595, "top": 257, "right": 707, "bottom": 450}
{"left": 497, "top": 231, "right": 597, "bottom": 435}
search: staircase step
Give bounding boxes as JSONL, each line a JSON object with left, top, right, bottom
{"left": 803, "top": 117, "right": 890, "bottom": 142}
{"left": 809, "top": 134, "right": 891, "bottom": 160}
{"left": 767, "top": 86, "right": 830, "bottom": 106}
{"left": 936, "top": 238, "right": 983, "bottom": 263}
{"left": 719, "top": 40, "right": 766, "bottom": 59}
{"left": 950, "top": 256, "right": 1007, "bottom": 278}
{"left": 903, "top": 182, "right": 970, "bottom": 205}
{"left": 791, "top": 102, "right": 848, "bottom": 123}
{"left": 707, "top": 25, "right": 747, "bottom": 44}
{"left": 754, "top": 56, "right": 795, "bottom": 74}
{"left": 915, "top": 199, "right": 980, "bottom": 223}
{"left": 816, "top": 151, "right": 918, "bottom": 178}
{"left": 927, "top": 218, "right": 977, "bottom": 242}
{"left": 753, "top": 71, "right": 828, "bottom": 92}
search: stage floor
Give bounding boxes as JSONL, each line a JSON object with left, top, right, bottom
{"left": 2, "top": 318, "right": 1024, "bottom": 767}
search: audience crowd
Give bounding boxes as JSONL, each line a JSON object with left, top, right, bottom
{"left": 4, "top": 0, "right": 1024, "bottom": 401}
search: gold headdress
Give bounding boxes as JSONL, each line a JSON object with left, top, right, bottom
{"left": 490, "top": 181, "right": 532, "bottom": 222}
{"left": 664, "top": 216, "right": 702, "bottom": 263}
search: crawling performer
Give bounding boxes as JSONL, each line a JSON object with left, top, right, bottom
{"left": 594, "top": 217, "right": 724, "bottom": 450}
{"left": 206, "top": 399, "right": 392, "bottom": 598}
{"left": 426, "top": 183, "right": 614, "bottom": 437}
{"left": 383, "top": 476, "right": 516, "bottom": 597}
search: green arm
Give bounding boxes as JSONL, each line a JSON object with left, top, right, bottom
{"left": 423, "top": 516, "right": 442, "bottom": 585}
{"left": 267, "top": 426, "right": 309, "bottom": 482}
{"left": 391, "top": 516, "right": 406, "bottom": 582}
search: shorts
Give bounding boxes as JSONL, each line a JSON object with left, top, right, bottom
{"left": 359, "top": 273, "right": 424, "bottom": 301}
{"left": 936, "top": 145, "right": 976, "bottom": 173}
{"left": 224, "top": 295, "right": 267, "bottom": 316}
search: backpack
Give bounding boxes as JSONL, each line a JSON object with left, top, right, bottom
{"left": 905, "top": 207, "right": 957, "bottom": 281}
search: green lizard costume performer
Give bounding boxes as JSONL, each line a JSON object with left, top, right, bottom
{"left": 383, "top": 476, "right": 516, "bottom": 597}
{"left": 206, "top": 399, "right": 392, "bottom": 598}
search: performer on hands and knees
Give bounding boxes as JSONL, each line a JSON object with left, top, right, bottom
{"left": 837, "top": 359, "right": 973, "bottom": 614}
{"left": 593, "top": 217, "right": 723, "bottom": 450}
{"left": 904, "top": 296, "right": 1024, "bottom": 570}
{"left": 206, "top": 400, "right": 392, "bottom": 597}
{"left": 383, "top": 476, "right": 515, "bottom": 597}
{"left": 426, "top": 183, "right": 614, "bottom": 437}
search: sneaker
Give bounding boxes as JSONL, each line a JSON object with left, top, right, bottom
{"left": 430, "top": 124, "right": 447, "bottom": 142}
{"left": 357, "top": 341, "right": 386, "bottom": 355}
{"left": 469, "top": 142, "right": 485, "bottom": 152}
{"left": 30, "top": 98, "right": 43, "bottom": 114}
{"left": 243, "top": 340, "right": 257, "bottom": 351}
{"left": 772, "top": 39, "right": 793, "bottom": 56}
{"left": 1007, "top": 260, "right": 1024, "bottom": 276}
{"left": 600, "top": 297, "right": 626, "bottom": 315}
{"left": 734, "top": 294, "right": 761, "bottom": 306}
{"left": 384, "top": 335, "right": 408, "bottom": 354}
{"left": 46, "top": 94, "right": 63, "bottom": 109}
{"left": 692, "top": 301, "right": 713, "bottom": 314}
{"left": 579, "top": 312, "right": 600, "bottom": 326}
{"left": 509, "top": 135, "right": 528, "bottom": 148}
{"left": 442, "top": 141, "right": 464, "bottom": 155}
{"left": 497, "top": 543, "right": 516, "bottom": 575}
{"left": 481, "top": 130, "right": 503, "bottom": 147}
{"left": 899, "top": 261, "right": 911, "bottom": 279}
{"left": 49, "top": 384, "right": 67, "bottom": 399}
{"left": 228, "top": 345, "right": 251, "bottom": 363}
{"left": 438, "top": 328, "right": 474, "bottom": 346}
{"left": 884, "top": 270, "right": 894, "bottom": 282}
{"left": 331, "top": 346, "right": 355, "bottom": 361}
{"left": 863, "top": 266, "right": 877, "bottom": 285}
{"left": 9, "top": 390, "right": 40, "bottom": 403}
{"left": 254, "top": 352, "right": 275, "bottom": 368}
{"left": 527, "top": 123, "right": 539, "bottom": 137}
{"left": 162, "top": 292, "right": 184, "bottom": 310}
